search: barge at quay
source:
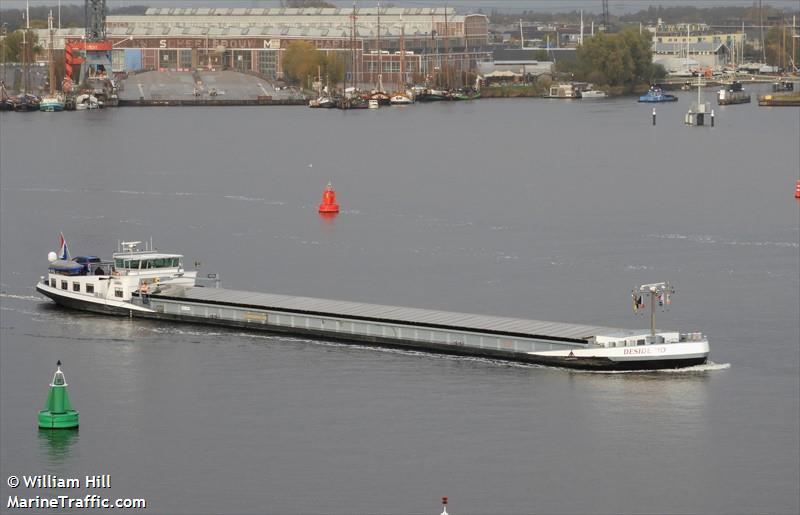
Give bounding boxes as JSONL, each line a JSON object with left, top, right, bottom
{"left": 36, "top": 238, "right": 710, "bottom": 371}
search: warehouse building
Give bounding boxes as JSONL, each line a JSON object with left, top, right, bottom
{"left": 37, "top": 6, "right": 490, "bottom": 87}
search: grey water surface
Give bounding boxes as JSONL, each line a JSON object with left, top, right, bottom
{"left": 1, "top": 86, "right": 798, "bottom": 514}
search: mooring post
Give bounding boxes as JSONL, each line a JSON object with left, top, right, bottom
{"left": 652, "top": 107, "right": 656, "bottom": 125}
{"left": 711, "top": 109, "right": 715, "bottom": 127}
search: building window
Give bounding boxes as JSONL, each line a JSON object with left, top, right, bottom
{"left": 73, "top": 282, "right": 81, "bottom": 292}
{"left": 159, "top": 49, "right": 178, "bottom": 69}
{"left": 179, "top": 49, "right": 192, "bottom": 69}
{"left": 259, "top": 50, "right": 277, "bottom": 78}
{"left": 115, "top": 289, "right": 123, "bottom": 298}
{"left": 232, "top": 50, "right": 252, "bottom": 72}
{"left": 86, "top": 284, "right": 95, "bottom": 294}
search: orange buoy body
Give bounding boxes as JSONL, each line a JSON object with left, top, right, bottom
{"left": 318, "top": 183, "right": 340, "bottom": 214}
{"left": 795, "top": 180, "right": 800, "bottom": 199}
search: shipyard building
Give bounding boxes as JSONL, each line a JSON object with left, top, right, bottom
{"left": 37, "top": 6, "right": 490, "bottom": 87}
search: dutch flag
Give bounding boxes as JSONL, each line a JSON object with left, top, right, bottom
{"left": 58, "top": 232, "right": 70, "bottom": 261}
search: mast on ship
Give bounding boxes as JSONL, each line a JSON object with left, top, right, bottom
{"left": 443, "top": 4, "right": 449, "bottom": 88}
{"left": 48, "top": 10, "right": 56, "bottom": 96}
{"left": 633, "top": 282, "right": 674, "bottom": 336}
{"left": 400, "top": 18, "right": 405, "bottom": 88}
{"left": 376, "top": 1, "right": 383, "bottom": 93}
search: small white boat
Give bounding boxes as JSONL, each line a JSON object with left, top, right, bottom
{"left": 390, "top": 94, "right": 413, "bottom": 105}
{"left": 368, "top": 99, "right": 379, "bottom": 109}
{"left": 580, "top": 90, "right": 607, "bottom": 99}
{"left": 75, "top": 94, "right": 100, "bottom": 110}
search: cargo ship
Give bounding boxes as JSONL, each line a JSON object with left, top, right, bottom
{"left": 36, "top": 237, "right": 710, "bottom": 371}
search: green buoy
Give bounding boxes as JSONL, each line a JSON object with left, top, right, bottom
{"left": 38, "top": 360, "right": 79, "bottom": 429}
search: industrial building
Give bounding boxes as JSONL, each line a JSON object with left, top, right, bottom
{"left": 35, "top": 6, "right": 491, "bottom": 88}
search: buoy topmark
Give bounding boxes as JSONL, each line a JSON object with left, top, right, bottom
{"left": 440, "top": 496, "right": 449, "bottom": 515}
{"left": 38, "top": 360, "right": 79, "bottom": 429}
{"left": 318, "top": 182, "right": 340, "bottom": 214}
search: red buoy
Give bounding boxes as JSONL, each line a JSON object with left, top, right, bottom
{"left": 795, "top": 180, "right": 800, "bottom": 199}
{"left": 318, "top": 182, "right": 340, "bottom": 214}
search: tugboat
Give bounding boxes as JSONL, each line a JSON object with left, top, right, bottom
{"left": 638, "top": 85, "right": 678, "bottom": 102}
{"left": 717, "top": 81, "right": 751, "bottom": 105}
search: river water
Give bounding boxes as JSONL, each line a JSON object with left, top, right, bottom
{"left": 1, "top": 87, "right": 798, "bottom": 514}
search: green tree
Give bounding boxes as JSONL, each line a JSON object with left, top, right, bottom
{"left": 0, "top": 29, "right": 39, "bottom": 63}
{"left": 320, "top": 52, "right": 345, "bottom": 85}
{"left": 282, "top": 40, "right": 320, "bottom": 86}
{"left": 282, "top": 41, "right": 345, "bottom": 88}
{"left": 575, "top": 28, "right": 657, "bottom": 89}
{"left": 764, "top": 25, "right": 797, "bottom": 69}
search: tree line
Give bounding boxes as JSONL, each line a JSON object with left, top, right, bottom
{"left": 561, "top": 28, "right": 666, "bottom": 91}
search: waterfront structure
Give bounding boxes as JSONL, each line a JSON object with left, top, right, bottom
{"left": 653, "top": 42, "right": 730, "bottom": 70}
{"left": 34, "top": 6, "right": 490, "bottom": 88}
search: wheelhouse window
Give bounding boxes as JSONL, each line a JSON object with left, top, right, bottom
{"left": 73, "top": 282, "right": 80, "bottom": 292}
{"left": 61, "top": 281, "right": 68, "bottom": 290}
{"left": 115, "top": 289, "right": 123, "bottom": 298}
{"left": 50, "top": 278, "right": 56, "bottom": 287}
{"left": 86, "top": 284, "right": 95, "bottom": 294}
{"left": 143, "top": 257, "right": 181, "bottom": 269}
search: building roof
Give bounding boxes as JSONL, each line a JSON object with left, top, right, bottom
{"left": 34, "top": 24, "right": 438, "bottom": 46}
{"left": 493, "top": 47, "right": 577, "bottom": 63}
{"left": 144, "top": 7, "right": 457, "bottom": 17}
{"left": 653, "top": 42, "right": 728, "bottom": 54}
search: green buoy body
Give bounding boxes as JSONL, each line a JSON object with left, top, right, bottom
{"left": 38, "top": 361, "right": 79, "bottom": 429}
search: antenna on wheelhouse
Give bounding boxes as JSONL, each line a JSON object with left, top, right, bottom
{"left": 633, "top": 282, "right": 674, "bottom": 336}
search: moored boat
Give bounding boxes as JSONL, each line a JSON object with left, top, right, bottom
{"left": 717, "top": 81, "right": 751, "bottom": 105}
{"left": 416, "top": 88, "right": 449, "bottom": 102}
{"left": 546, "top": 84, "right": 578, "bottom": 99}
{"left": 772, "top": 79, "right": 794, "bottom": 92}
{"left": 37, "top": 236, "right": 710, "bottom": 371}
{"left": 450, "top": 88, "right": 481, "bottom": 101}
{"left": 390, "top": 93, "right": 413, "bottom": 105}
{"left": 12, "top": 94, "right": 41, "bottom": 112}
{"left": 579, "top": 89, "right": 607, "bottom": 99}
{"left": 40, "top": 94, "right": 65, "bottom": 112}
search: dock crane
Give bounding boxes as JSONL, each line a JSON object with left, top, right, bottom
{"left": 64, "top": 0, "right": 117, "bottom": 105}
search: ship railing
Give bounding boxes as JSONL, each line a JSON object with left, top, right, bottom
{"left": 679, "top": 332, "right": 706, "bottom": 342}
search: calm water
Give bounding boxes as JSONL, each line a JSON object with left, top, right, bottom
{"left": 1, "top": 87, "right": 798, "bottom": 514}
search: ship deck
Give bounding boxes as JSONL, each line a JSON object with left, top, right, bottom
{"left": 151, "top": 285, "right": 636, "bottom": 343}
